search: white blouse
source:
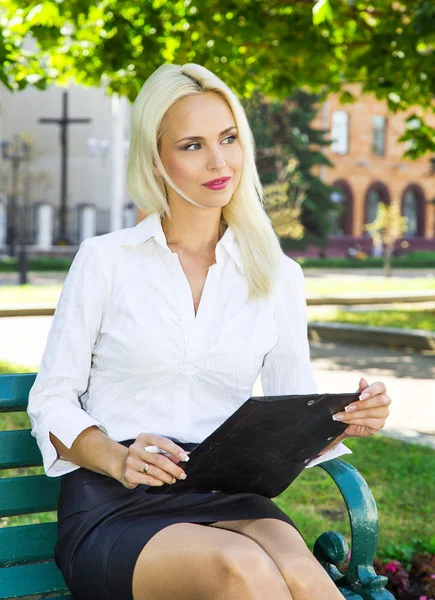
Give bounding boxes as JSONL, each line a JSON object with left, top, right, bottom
{"left": 27, "top": 212, "right": 352, "bottom": 477}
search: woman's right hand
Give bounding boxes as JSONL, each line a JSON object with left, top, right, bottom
{"left": 118, "top": 433, "right": 190, "bottom": 489}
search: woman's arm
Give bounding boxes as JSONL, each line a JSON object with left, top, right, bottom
{"left": 261, "top": 256, "right": 353, "bottom": 468}
{"left": 27, "top": 240, "right": 113, "bottom": 477}
{"left": 49, "top": 426, "right": 128, "bottom": 481}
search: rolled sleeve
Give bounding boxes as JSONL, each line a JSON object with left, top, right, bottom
{"left": 27, "top": 239, "right": 110, "bottom": 477}
{"left": 261, "top": 256, "right": 352, "bottom": 469}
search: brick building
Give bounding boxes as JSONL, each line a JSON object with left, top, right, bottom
{"left": 310, "top": 83, "right": 435, "bottom": 256}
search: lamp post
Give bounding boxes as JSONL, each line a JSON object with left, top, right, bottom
{"left": 1, "top": 135, "right": 31, "bottom": 284}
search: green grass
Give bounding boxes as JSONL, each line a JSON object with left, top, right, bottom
{"left": 0, "top": 257, "right": 72, "bottom": 272}
{"left": 2, "top": 250, "right": 435, "bottom": 272}
{"left": 304, "top": 277, "right": 435, "bottom": 296}
{"left": 0, "top": 359, "right": 38, "bottom": 375}
{"left": 0, "top": 284, "right": 62, "bottom": 305}
{"left": 295, "top": 251, "right": 435, "bottom": 269}
{"left": 309, "top": 309, "right": 435, "bottom": 331}
{"left": 1, "top": 276, "right": 435, "bottom": 306}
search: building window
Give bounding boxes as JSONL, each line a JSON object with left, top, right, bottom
{"left": 364, "top": 184, "right": 391, "bottom": 237}
{"left": 331, "top": 111, "right": 349, "bottom": 155}
{"left": 330, "top": 182, "right": 353, "bottom": 236}
{"left": 366, "top": 189, "right": 383, "bottom": 225}
{"left": 372, "top": 116, "right": 386, "bottom": 156}
{"left": 402, "top": 189, "right": 420, "bottom": 237}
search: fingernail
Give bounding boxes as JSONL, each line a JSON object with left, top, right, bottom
{"left": 179, "top": 452, "right": 189, "bottom": 461}
{"left": 360, "top": 393, "right": 369, "bottom": 400}
{"left": 172, "top": 477, "right": 176, "bottom": 484}
{"left": 179, "top": 473, "right": 187, "bottom": 480}
{"left": 345, "top": 405, "right": 357, "bottom": 412}
{"left": 333, "top": 414, "right": 344, "bottom": 420}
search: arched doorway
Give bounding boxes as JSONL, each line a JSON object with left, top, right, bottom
{"left": 364, "top": 182, "right": 390, "bottom": 236}
{"left": 330, "top": 180, "right": 353, "bottom": 236}
{"left": 401, "top": 185, "right": 425, "bottom": 237}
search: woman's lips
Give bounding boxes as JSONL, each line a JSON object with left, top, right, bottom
{"left": 202, "top": 177, "right": 231, "bottom": 190}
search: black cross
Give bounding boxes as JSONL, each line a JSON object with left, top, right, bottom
{"left": 39, "top": 90, "right": 92, "bottom": 244}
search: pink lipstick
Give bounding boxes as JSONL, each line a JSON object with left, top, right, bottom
{"left": 202, "top": 177, "right": 231, "bottom": 190}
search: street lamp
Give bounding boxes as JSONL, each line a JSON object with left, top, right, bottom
{"left": 1, "top": 135, "right": 32, "bottom": 284}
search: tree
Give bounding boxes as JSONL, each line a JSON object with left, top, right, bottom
{"left": 364, "top": 201, "right": 408, "bottom": 277}
{"left": 245, "top": 88, "right": 336, "bottom": 246}
{"left": 262, "top": 162, "right": 307, "bottom": 242}
{"left": 0, "top": 0, "right": 434, "bottom": 158}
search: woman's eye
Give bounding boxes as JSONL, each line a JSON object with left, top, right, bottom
{"left": 182, "top": 142, "right": 201, "bottom": 151}
{"left": 182, "top": 134, "right": 238, "bottom": 152}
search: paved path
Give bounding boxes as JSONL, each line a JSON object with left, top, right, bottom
{"left": 0, "top": 272, "right": 67, "bottom": 286}
{"left": 303, "top": 268, "right": 435, "bottom": 278}
{"left": 1, "top": 267, "right": 435, "bottom": 286}
{"left": 2, "top": 315, "right": 434, "bottom": 450}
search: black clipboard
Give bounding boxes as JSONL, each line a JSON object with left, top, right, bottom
{"left": 146, "top": 392, "right": 359, "bottom": 498}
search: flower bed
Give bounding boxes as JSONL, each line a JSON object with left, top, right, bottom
{"left": 373, "top": 552, "right": 435, "bottom": 600}
{"left": 338, "top": 551, "right": 435, "bottom": 599}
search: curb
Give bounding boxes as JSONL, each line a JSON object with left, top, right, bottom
{"left": 307, "top": 291, "right": 435, "bottom": 305}
{"left": 0, "top": 305, "right": 56, "bottom": 317}
{"left": 379, "top": 428, "right": 435, "bottom": 451}
{"left": 308, "top": 321, "right": 435, "bottom": 351}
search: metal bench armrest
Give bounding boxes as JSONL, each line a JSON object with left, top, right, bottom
{"left": 313, "top": 458, "right": 395, "bottom": 599}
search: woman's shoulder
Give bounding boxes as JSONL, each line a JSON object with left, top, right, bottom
{"left": 80, "top": 226, "right": 138, "bottom": 253}
{"left": 279, "top": 253, "right": 304, "bottom": 280}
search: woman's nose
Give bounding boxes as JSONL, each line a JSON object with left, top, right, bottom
{"left": 207, "top": 149, "right": 226, "bottom": 170}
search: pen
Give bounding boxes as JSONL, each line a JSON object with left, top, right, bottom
{"left": 143, "top": 445, "right": 190, "bottom": 460}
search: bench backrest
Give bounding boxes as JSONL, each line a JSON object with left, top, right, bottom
{"left": 0, "top": 373, "right": 71, "bottom": 599}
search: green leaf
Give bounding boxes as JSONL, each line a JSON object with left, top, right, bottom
{"left": 313, "top": 0, "right": 333, "bottom": 25}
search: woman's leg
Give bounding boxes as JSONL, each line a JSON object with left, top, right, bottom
{"left": 209, "top": 518, "right": 344, "bottom": 599}
{"left": 132, "top": 521, "right": 293, "bottom": 600}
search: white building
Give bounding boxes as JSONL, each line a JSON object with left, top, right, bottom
{"left": 0, "top": 81, "right": 135, "bottom": 253}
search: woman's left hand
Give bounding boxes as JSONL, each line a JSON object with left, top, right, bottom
{"left": 332, "top": 377, "right": 392, "bottom": 439}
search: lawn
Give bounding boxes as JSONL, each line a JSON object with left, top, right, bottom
{"left": 276, "top": 435, "right": 435, "bottom": 564}
{"left": 0, "top": 284, "right": 62, "bottom": 305}
{"left": 1, "top": 275, "right": 435, "bottom": 306}
{"left": 303, "top": 276, "right": 435, "bottom": 296}
{"left": 308, "top": 309, "right": 435, "bottom": 332}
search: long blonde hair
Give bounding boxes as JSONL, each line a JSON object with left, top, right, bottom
{"left": 127, "top": 62, "right": 284, "bottom": 301}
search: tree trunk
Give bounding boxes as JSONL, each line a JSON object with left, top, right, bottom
{"left": 384, "top": 242, "right": 393, "bottom": 277}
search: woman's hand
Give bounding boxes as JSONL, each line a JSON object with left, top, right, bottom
{"left": 332, "top": 377, "right": 392, "bottom": 439}
{"left": 119, "top": 433, "right": 190, "bottom": 490}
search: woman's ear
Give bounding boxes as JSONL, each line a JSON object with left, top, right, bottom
{"left": 152, "top": 158, "right": 163, "bottom": 179}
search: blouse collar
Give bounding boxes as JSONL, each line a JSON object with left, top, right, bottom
{"left": 120, "top": 212, "right": 244, "bottom": 275}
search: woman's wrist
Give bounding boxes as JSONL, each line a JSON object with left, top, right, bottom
{"left": 108, "top": 442, "right": 129, "bottom": 482}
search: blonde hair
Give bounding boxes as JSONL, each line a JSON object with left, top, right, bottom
{"left": 127, "top": 62, "right": 284, "bottom": 301}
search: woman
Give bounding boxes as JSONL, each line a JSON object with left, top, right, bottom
{"left": 27, "top": 63, "right": 392, "bottom": 600}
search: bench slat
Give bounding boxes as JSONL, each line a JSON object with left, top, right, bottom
{"left": 0, "top": 430, "right": 42, "bottom": 469}
{"left": 0, "top": 476, "right": 60, "bottom": 517}
{"left": 0, "top": 522, "right": 58, "bottom": 567}
{"left": 42, "top": 597, "right": 73, "bottom": 599}
{"left": 0, "top": 373, "right": 36, "bottom": 413}
{"left": 0, "top": 561, "right": 69, "bottom": 599}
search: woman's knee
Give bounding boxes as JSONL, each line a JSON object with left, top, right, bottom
{"left": 217, "top": 541, "right": 283, "bottom": 587}
{"left": 279, "top": 554, "right": 329, "bottom": 590}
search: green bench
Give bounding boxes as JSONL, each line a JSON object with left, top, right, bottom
{"left": 1, "top": 373, "right": 395, "bottom": 599}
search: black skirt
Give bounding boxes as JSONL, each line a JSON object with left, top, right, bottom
{"left": 54, "top": 439, "right": 303, "bottom": 600}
